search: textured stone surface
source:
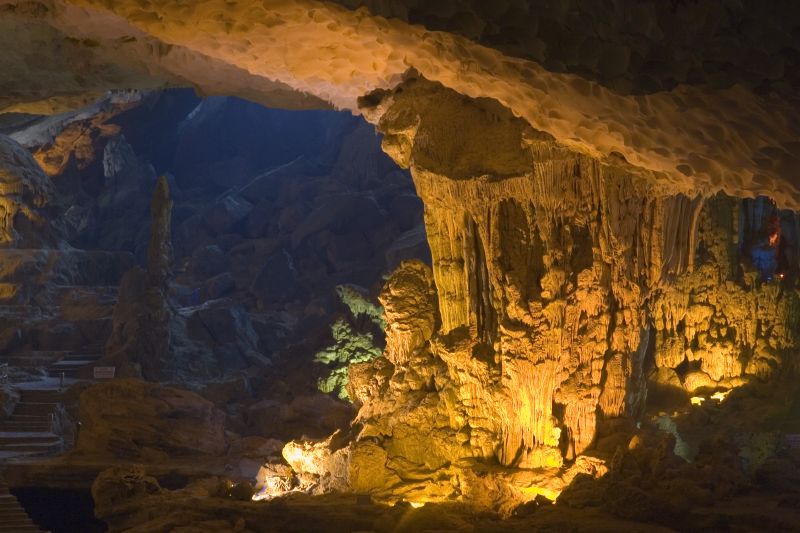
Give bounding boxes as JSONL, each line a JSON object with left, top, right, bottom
{"left": 76, "top": 379, "right": 226, "bottom": 459}
{"left": 103, "top": 176, "right": 173, "bottom": 379}
{"left": 0, "top": 134, "right": 57, "bottom": 247}
{"left": 649, "top": 195, "right": 800, "bottom": 393}
{"left": 0, "top": 3, "right": 799, "bottom": 529}
{"left": 337, "top": 78, "right": 800, "bottom": 510}
{"left": 3, "top": 1, "right": 800, "bottom": 207}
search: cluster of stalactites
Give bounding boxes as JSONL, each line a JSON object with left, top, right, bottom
{"left": 413, "top": 146, "right": 702, "bottom": 465}
{"left": 650, "top": 194, "right": 800, "bottom": 394}
{"left": 360, "top": 79, "right": 799, "bottom": 482}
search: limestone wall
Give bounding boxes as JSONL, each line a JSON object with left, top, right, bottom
{"left": 345, "top": 77, "right": 800, "bottom": 506}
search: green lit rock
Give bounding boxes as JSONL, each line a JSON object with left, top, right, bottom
{"left": 335, "top": 284, "right": 386, "bottom": 329}
{"left": 315, "top": 319, "right": 383, "bottom": 400}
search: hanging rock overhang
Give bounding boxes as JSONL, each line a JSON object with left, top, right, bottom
{"left": 1, "top": 0, "right": 799, "bottom": 207}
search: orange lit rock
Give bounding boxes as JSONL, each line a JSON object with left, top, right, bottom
{"left": 282, "top": 433, "right": 350, "bottom": 494}
{"left": 0, "top": 135, "right": 58, "bottom": 247}
{"left": 2, "top": 1, "right": 800, "bottom": 208}
{"left": 342, "top": 78, "right": 800, "bottom": 508}
{"left": 649, "top": 195, "right": 800, "bottom": 393}
{"left": 76, "top": 378, "right": 226, "bottom": 459}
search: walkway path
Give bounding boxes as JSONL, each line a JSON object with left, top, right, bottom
{"left": 0, "top": 473, "right": 45, "bottom": 532}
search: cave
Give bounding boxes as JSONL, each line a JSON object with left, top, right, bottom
{"left": 1, "top": 1, "right": 800, "bottom": 532}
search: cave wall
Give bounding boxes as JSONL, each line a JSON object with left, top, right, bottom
{"left": 345, "top": 78, "right": 800, "bottom": 505}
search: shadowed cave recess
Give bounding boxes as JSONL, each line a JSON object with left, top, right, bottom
{"left": 1, "top": 1, "right": 800, "bottom": 532}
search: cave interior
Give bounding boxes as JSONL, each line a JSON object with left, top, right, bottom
{"left": 1, "top": 1, "right": 800, "bottom": 532}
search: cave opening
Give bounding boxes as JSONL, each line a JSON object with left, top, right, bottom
{"left": 0, "top": 88, "right": 433, "bottom": 531}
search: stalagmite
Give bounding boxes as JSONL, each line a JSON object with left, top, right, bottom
{"left": 104, "top": 176, "right": 174, "bottom": 380}
{"left": 1, "top": 2, "right": 800, "bottom": 527}
{"left": 146, "top": 176, "right": 173, "bottom": 288}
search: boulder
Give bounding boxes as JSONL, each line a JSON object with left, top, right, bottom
{"left": 77, "top": 379, "right": 227, "bottom": 459}
{"left": 92, "top": 465, "right": 162, "bottom": 517}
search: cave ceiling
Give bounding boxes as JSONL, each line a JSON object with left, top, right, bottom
{"left": 1, "top": 0, "right": 800, "bottom": 206}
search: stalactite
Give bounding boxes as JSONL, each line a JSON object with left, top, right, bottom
{"left": 348, "top": 79, "right": 800, "bottom": 507}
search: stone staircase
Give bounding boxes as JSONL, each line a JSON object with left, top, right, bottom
{"left": 0, "top": 390, "right": 61, "bottom": 459}
{"left": 0, "top": 477, "right": 45, "bottom": 532}
{"left": 0, "top": 248, "right": 129, "bottom": 470}
{"left": 0, "top": 249, "right": 130, "bottom": 382}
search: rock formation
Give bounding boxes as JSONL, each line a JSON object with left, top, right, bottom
{"left": 330, "top": 78, "right": 800, "bottom": 509}
{"left": 103, "top": 175, "right": 174, "bottom": 379}
{"left": 1, "top": 1, "right": 800, "bottom": 530}
{"left": 76, "top": 378, "right": 226, "bottom": 460}
{"left": 4, "top": 1, "right": 800, "bottom": 208}
{"left": 650, "top": 195, "right": 800, "bottom": 394}
{"left": 0, "top": 134, "right": 58, "bottom": 248}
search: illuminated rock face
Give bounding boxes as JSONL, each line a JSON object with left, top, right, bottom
{"left": 4, "top": 1, "right": 800, "bottom": 207}
{"left": 345, "top": 79, "right": 800, "bottom": 504}
{"left": 650, "top": 195, "right": 800, "bottom": 393}
{"left": 2, "top": 1, "right": 800, "bottom": 517}
{"left": 0, "top": 135, "right": 57, "bottom": 247}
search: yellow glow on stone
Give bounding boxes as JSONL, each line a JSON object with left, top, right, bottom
{"left": 408, "top": 501, "right": 425, "bottom": 508}
{"left": 520, "top": 486, "right": 561, "bottom": 502}
{"left": 710, "top": 390, "right": 730, "bottom": 402}
{"left": 690, "top": 396, "right": 706, "bottom": 406}
{"left": 251, "top": 475, "right": 296, "bottom": 501}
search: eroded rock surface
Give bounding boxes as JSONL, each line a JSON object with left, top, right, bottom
{"left": 103, "top": 175, "right": 174, "bottom": 380}
{"left": 0, "top": 134, "right": 58, "bottom": 247}
{"left": 1, "top": 4, "right": 799, "bottom": 530}
{"left": 329, "top": 78, "right": 800, "bottom": 513}
{"left": 76, "top": 378, "right": 226, "bottom": 460}
{"left": 3, "top": 1, "right": 800, "bottom": 207}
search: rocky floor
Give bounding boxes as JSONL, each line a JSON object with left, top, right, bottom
{"left": 82, "top": 484, "right": 800, "bottom": 533}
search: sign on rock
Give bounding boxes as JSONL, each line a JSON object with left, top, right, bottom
{"left": 93, "top": 366, "right": 116, "bottom": 379}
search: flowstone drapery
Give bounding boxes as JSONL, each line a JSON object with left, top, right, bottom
{"left": 336, "top": 79, "right": 800, "bottom": 507}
